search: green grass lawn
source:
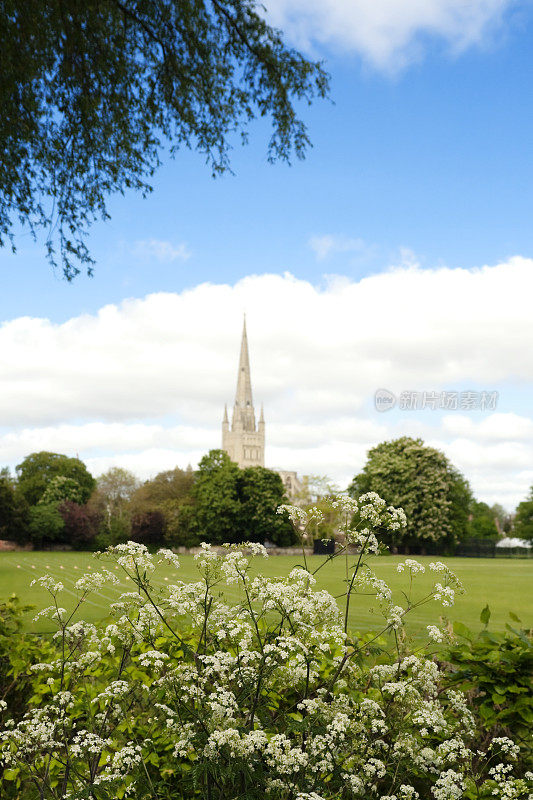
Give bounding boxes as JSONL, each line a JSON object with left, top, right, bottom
{"left": 1, "top": 550, "right": 531, "bottom": 638}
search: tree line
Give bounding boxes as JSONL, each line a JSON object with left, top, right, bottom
{"left": 0, "top": 450, "right": 295, "bottom": 550}
{"left": 0, "top": 437, "right": 531, "bottom": 551}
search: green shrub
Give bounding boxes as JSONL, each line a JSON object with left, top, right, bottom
{"left": 443, "top": 607, "right": 533, "bottom": 767}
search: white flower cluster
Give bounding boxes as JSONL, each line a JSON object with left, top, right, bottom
{"left": 1, "top": 495, "right": 531, "bottom": 800}
{"left": 99, "top": 541, "right": 157, "bottom": 574}
{"left": 427, "top": 625, "right": 445, "bottom": 643}
{"left": 30, "top": 574, "right": 64, "bottom": 593}
{"left": 397, "top": 558, "right": 425, "bottom": 574}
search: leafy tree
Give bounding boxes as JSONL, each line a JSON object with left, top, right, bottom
{"left": 0, "top": 473, "right": 29, "bottom": 543}
{"left": 190, "top": 451, "right": 295, "bottom": 546}
{"left": 192, "top": 450, "right": 242, "bottom": 544}
{"left": 16, "top": 452, "right": 95, "bottom": 506}
{"left": 90, "top": 467, "right": 139, "bottom": 545}
{"left": 131, "top": 510, "right": 166, "bottom": 546}
{"left": 513, "top": 486, "right": 533, "bottom": 542}
{"left": 27, "top": 503, "right": 65, "bottom": 548}
{"left": 94, "top": 467, "right": 139, "bottom": 520}
{"left": 130, "top": 465, "right": 196, "bottom": 547}
{"left": 239, "top": 467, "right": 295, "bottom": 546}
{"left": 295, "top": 475, "right": 341, "bottom": 542}
{"left": 1, "top": 0, "right": 328, "bottom": 279}
{"left": 130, "top": 466, "right": 195, "bottom": 510}
{"left": 490, "top": 503, "right": 508, "bottom": 535}
{"left": 39, "top": 476, "right": 84, "bottom": 506}
{"left": 58, "top": 501, "right": 102, "bottom": 549}
{"left": 468, "top": 501, "right": 499, "bottom": 539}
{"left": 349, "top": 437, "right": 473, "bottom": 552}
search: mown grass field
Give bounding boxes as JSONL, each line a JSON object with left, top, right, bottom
{"left": 1, "top": 550, "right": 531, "bottom": 637}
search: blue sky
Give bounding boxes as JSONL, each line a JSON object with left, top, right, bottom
{"left": 1, "top": 0, "right": 533, "bottom": 509}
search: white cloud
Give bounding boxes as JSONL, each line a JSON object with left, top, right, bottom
{"left": 442, "top": 413, "right": 533, "bottom": 442}
{"left": 132, "top": 239, "right": 191, "bottom": 263}
{"left": 264, "top": 0, "right": 514, "bottom": 70}
{"left": 1, "top": 256, "right": 532, "bottom": 506}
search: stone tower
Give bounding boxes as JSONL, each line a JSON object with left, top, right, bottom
{"left": 222, "top": 318, "right": 265, "bottom": 468}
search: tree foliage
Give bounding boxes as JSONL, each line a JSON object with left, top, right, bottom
{"left": 192, "top": 450, "right": 243, "bottom": 544}
{"left": 130, "top": 466, "right": 196, "bottom": 546}
{"left": 239, "top": 466, "right": 295, "bottom": 546}
{"left": 58, "top": 501, "right": 102, "bottom": 549}
{"left": 0, "top": 0, "right": 329, "bottom": 278}
{"left": 0, "top": 474, "right": 28, "bottom": 543}
{"left": 295, "top": 474, "right": 341, "bottom": 542}
{"left": 94, "top": 467, "right": 139, "bottom": 518}
{"left": 130, "top": 466, "right": 195, "bottom": 511}
{"left": 349, "top": 436, "right": 473, "bottom": 550}
{"left": 468, "top": 501, "right": 499, "bottom": 539}
{"left": 444, "top": 609, "right": 533, "bottom": 763}
{"left": 27, "top": 503, "right": 65, "bottom": 548}
{"left": 191, "top": 450, "right": 294, "bottom": 545}
{"left": 15, "top": 452, "right": 96, "bottom": 506}
{"left": 39, "top": 475, "right": 84, "bottom": 506}
{"left": 130, "top": 509, "right": 166, "bottom": 545}
{"left": 513, "top": 486, "right": 533, "bottom": 542}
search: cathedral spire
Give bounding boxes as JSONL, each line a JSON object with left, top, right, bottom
{"left": 222, "top": 317, "right": 264, "bottom": 467}
{"left": 235, "top": 316, "right": 253, "bottom": 408}
{"left": 232, "top": 316, "right": 256, "bottom": 431}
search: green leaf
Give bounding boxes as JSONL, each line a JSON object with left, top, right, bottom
{"left": 509, "top": 611, "right": 522, "bottom": 623}
{"left": 3, "top": 769, "right": 19, "bottom": 780}
{"left": 453, "top": 621, "right": 473, "bottom": 641}
{"left": 480, "top": 604, "right": 491, "bottom": 625}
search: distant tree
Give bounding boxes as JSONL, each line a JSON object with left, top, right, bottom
{"left": 468, "top": 501, "right": 499, "bottom": 539}
{"left": 90, "top": 466, "right": 139, "bottom": 546}
{"left": 490, "top": 503, "right": 508, "bottom": 535}
{"left": 93, "top": 466, "right": 138, "bottom": 525}
{"left": 192, "top": 450, "right": 242, "bottom": 545}
{"left": 39, "top": 476, "right": 84, "bottom": 506}
{"left": 295, "top": 475, "right": 340, "bottom": 506}
{"left": 95, "top": 467, "right": 139, "bottom": 515}
{"left": 130, "top": 466, "right": 196, "bottom": 547}
{"left": 16, "top": 452, "right": 95, "bottom": 505}
{"left": 349, "top": 437, "right": 473, "bottom": 552}
{"left": 0, "top": 473, "right": 29, "bottom": 543}
{"left": 239, "top": 467, "right": 295, "bottom": 546}
{"left": 447, "top": 470, "right": 473, "bottom": 546}
{"left": 130, "top": 510, "right": 166, "bottom": 547}
{"left": 27, "top": 503, "right": 65, "bottom": 548}
{"left": 0, "top": 0, "right": 328, "bottom": 279}
{"left": 190, "top": 451, "right": 295, "bottom": 546}
{"left": 130, "top": 466, "right": 195, "bottom": 511}
{"left": 513, "top": 486, "right": 533, "bottom": 542}
{"left": 295, "top": 475, "right": 342, "bottom": 542}
{"left": 58, "top": 501, "right": 102, "bottom": 550}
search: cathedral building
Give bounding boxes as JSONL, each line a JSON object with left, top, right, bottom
{"left": 222, "top": 319, "right": 301, "bottom": 498}
{"left": 222, "top": 317, "right": 265, "bottom": 468}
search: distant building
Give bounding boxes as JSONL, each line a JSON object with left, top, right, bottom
{"left": 221, "top": 319, "right": 301, "bottom": 498}
{"left": 222, "top": 317, "right": 265, "bottom": 468}
{"left": 275, "top": 469, "right": 302, "bottom": 499}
